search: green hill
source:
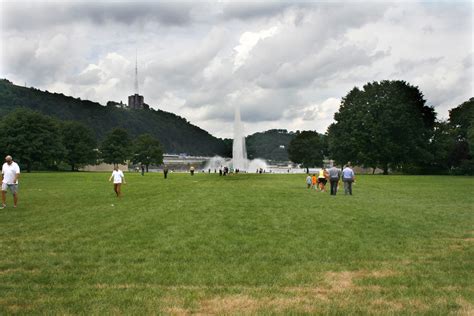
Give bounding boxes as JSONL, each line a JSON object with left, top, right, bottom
{"left": 246, "top": 129, "right": 295, "bottom": 161}
{"left": 0, "top": 79, "right": 227, "bottom": 156}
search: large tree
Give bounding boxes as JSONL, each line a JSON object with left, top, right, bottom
{"left": 426, "top": 121, "right": 456, "bottom": 172}
{"left": 410, "top": 98, "right": 473, "bottom": 174}
{"left": 449, "top": 97, "right": 474, "bottom": 139}
{"left": 446, "top": 98, "right": 474, "bottom": 173}
{"left": 61, "top": 121, "right": 97, "bottom": 171}
{"left": 132, "top": 134, "right": 163, "bottom": 172}
{"left": 0, "top": 108, "right": 65, "bottom": 172}
{"left": 288, "top": 131, "right": 327, "bottom": 167}
{"left": 468, "top": 125, "right": 474, "bottom": 157}
{"left": 100, "top": 128, "right": 132, "bottom": 165}
{"left": 327, "top": 80, "right": 436, "bottom": 174}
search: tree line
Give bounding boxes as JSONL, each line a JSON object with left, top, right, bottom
{"left": 1, "top": 79, "right": 471, "bottom": 175}
{"left": 0, "top": 108, "right": 163, "bottom": 172}
{"left": 288, "top": 80, "right": 473, "bottom": 175}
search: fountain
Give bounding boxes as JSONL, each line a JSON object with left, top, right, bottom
{"left": 204, "top": 105, "right": 269, "bottom": 172}
{"left": 205, "top": 156, "right": 229, "bottom": 171}
{"left": 232, "top": 105, "right": 248, "bottom": 171}
{"left": 248, "top": 158, "right": 268, "bottom": 172}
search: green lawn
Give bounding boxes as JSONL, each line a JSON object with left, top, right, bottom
{"left": 0, "top": 172, "right": 473, "bottom": 315}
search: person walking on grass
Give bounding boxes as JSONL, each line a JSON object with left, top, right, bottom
{"left": 109, "top": 165, "right": 126, "bottom": 197}
{"left": 317, "top": 167, "right": 329, "bottom": 192}
{"left": 163, "top": 165, "right": 169, "bottom": 179}
{"left": 1, "top": 155, "right": 20, "bottom": 209}
{"left": 311, "top": 174, "right": 317, "bottom": 190}
{"left": 328, "top": 165, "right": 341, "bottom": 196}
{"left": 342, "top": 163, "right": 355, "bottom": 195}
{"left": 306, "top": 174, "right": 312, "bottom": 189}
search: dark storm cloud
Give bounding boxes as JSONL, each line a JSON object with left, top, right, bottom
{"left": 221, "top": 2, "right": 294, "bottom": 20}
{"left": 1, "top": 2, "right": 197, "bottom": 30}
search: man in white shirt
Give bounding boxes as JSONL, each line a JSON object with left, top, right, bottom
{"left": 109, "top": 165, "right": 126, "bottom": 197}
{"left": 342, "top": 163, "right": 356, "bottom": 195}
{"left": 1, "top": 155, "right": 20, "bottom": 208}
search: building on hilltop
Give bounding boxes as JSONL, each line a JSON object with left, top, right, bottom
{"left": 128, "top": 94, "right": 144, "bottom": 109}
{"left": 128, "top": 53, "right": 145, "bottom": 110}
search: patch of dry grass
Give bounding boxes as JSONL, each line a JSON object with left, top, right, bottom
{"left": 157, "top": 269, "right": 417, "bottom": 315}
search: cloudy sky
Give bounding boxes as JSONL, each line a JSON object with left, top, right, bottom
{"left": 1, "top": 1, "right": 472, "bottom": 138}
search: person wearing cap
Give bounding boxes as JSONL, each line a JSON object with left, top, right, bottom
{"left": 1, "top": 155, "right": 20, "bottom": 208}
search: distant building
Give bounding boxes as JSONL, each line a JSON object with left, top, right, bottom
{"left": 128, "top": 52, "right": 145, "bottom": 110}
{"left": 107, "top": 100, "right": 126, "bottom": 108}
{"left": 128, "top": 94, "right": 144, "bottom": 109}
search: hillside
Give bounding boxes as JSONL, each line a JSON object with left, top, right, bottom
{"left": 246, "top": 129, "right": 295, "bottom": 161}
{"left": 0, "top": 79, "right": 226, "bottom": 156}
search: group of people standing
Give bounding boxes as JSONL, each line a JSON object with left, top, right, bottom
{"left": 306, "top": 163, "right": 356, "bottom": 195}
{"left": 218, "top": 166, "right": 229, "bottom": 176}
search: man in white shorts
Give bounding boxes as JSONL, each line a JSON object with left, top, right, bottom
{"left": 1, "top": 155, "right": 20, "bottom": 208}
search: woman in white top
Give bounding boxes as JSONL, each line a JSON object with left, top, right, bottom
{"left": 109, "top": 165, "right": 126, "bottom": 197}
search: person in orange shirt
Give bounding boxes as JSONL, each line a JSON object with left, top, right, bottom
{"left": 311, "top": 174, "right": 317, "bottom": 190}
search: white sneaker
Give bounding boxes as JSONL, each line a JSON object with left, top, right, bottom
{"left": 0, "top": 204, "right": 6, "bottom": 209}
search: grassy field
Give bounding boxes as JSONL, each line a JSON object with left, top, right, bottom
{"left": 0, "top": 172, "right": 473, "bottom": 315}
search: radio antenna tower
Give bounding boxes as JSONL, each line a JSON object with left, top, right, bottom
{"left": 134, "top": 50, "right": 139, "bottom": 95}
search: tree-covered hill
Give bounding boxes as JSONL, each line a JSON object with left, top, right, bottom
{"left": 246, "top": 129, "right": 295, "bottom": 161}
{"left": 0, "top": 79, "right": 226, "bottom": 156}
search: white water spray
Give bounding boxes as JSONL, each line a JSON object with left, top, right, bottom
{"left": 232, "top": 105, "right": 248, "bottom": 171}
{"left": 205, "top": 105, "right": 270, "bottom": 173}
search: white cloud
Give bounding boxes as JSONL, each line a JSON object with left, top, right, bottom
{"left": 0, "top": 1, "right": 472, "bottom": 138}
{"left": 233, "top": 26, "right": 279, "bottom": 71}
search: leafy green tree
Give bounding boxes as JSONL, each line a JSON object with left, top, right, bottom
{"left": 416, "top": 98, "right": 473, "bottom": 175}
{"left": 411, "top": 121, "right": 457, "bottom": 174}
{"left": 132, "top": 134, "right": 163, "bottom": 172}
{"left": 100, "top": 128, "right": 132, "bottom": 165}
{"left": 327, "top": 80, "right": 436, "bottom": 174}
{"left": 288, "top": 131, "right": 327, "bottom": 167}
{"left": 0, "top": 108, "right": 64, "bottom": 172}
{"left": 61, "top": 121, "right": 97, "bottom": 171}
{"left": 447, "top": 98, "right": 474, "bottom": 174}
{"left": 449, "top": 97, "right": 474, "bottom": 139}
{"left": 468, "top": 125, "right": 474, "bottom": 157}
